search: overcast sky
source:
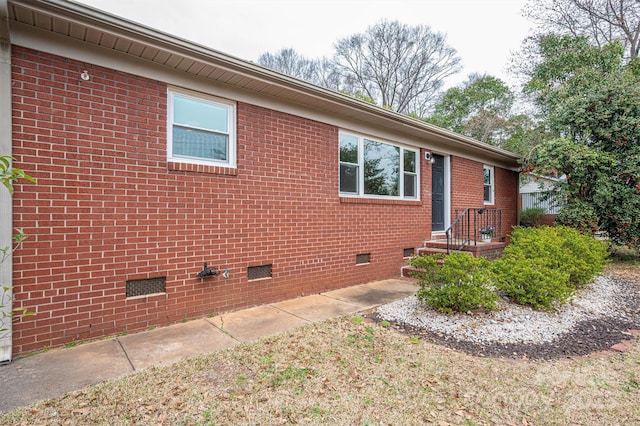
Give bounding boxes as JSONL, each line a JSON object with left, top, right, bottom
{"left": 75, "top": 0, "right": 532, "bottom": 88}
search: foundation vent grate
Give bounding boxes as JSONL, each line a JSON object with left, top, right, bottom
{"left": 248, "top": 264, "right": 272, "bottom": 280}
{"left": 126, "top": 277, "right": 166, "bottom": 297}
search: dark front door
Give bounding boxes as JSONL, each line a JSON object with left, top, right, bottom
{"left": 432, "top": 154, "right": 445, "bottom": 231}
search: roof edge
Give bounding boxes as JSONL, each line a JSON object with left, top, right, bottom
{"left": 12, "top": 0, "right": 521, "bottom": 165}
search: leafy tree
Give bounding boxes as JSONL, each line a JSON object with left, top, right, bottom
{"left": 425, "top": 74, "right": 543, "bottom": 154}
{"left": 523, "top": 0, "right": 640, "bottom": 60}
{"left": 523, "top": 35, "right": 640, "bottom": 249}
{"left": 333, "top": 20, "right": 461, "bottom": 116}
{"left": 427, "top": 74, "right": 514, "bottom": 144}
{"left": 512, "top": 1, "right": 640, "bottom": 95}
{"left": 499, "top": 114, "right": 549, "bottom": 156}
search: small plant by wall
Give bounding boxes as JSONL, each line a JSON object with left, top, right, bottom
{"left": 519, "top": 207, "right": 545, "bottom": 227}
{"left": 0, "top": 155, "right": 36, "bottom": 338}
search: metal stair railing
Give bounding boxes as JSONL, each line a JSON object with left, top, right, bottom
{"left": 445, "top": 208, "right": 502, "bottom": 253}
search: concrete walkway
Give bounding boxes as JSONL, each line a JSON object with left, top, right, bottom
{"left": 0, "top": 279, "right": 416, "bottom": 414}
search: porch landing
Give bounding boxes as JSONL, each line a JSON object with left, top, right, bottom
{"left": 401, "top": 238, "right": 507, "bottom": 278}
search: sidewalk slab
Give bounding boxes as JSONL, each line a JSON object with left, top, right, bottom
{"left": 118, "top": 319, "right": 238, "bottom": 371}
{"left": 0, "top": 338, "right": 130, "bottom": 413}
{"left": 273, "top": 294, "right": 362, "bottom": 322}
{"left": 322, "top": 279, "right": 416, "bottom": 310}
{"left": 0, "top": 278, "right": 417, "bottom": 414}
{"left": 209, "top": 305, "right": 309, "bottom": 342}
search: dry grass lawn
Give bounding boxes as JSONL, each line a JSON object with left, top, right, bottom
{"left": 2, "top": 261, "right": 639, "bottom": 425}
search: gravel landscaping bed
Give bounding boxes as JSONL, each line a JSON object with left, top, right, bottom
{"left": 371, "top": 272, "right": 640, "bottom": 360}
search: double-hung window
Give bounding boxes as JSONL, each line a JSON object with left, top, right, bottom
{"left": 168, "top": 89, "right": 236, "bottom": 167}
{"left": 339, "top": 131, "right": 419, "bottom": 199}
{"left": 483, "top": 165, "right": 494, "bottom": 204}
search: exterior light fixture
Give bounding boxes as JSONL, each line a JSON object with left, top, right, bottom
{"left": 424, "top": 151, "right": 435, "bottom": 164}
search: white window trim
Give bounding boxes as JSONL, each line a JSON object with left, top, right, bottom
{"left": 483, "top": 165, "right": 495, "bottom": 205}
{"left": 339, "top": 131, "right": 420, "bottom": 201}
{"left": 167, "top": 88, "right": 237, "bottom": 168}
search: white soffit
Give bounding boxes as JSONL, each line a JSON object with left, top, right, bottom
{"left": 8, "top": 0, "right": 521, "bottom": 169}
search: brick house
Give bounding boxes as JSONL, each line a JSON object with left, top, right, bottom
{"left": 0, "top": 0, "right": 520, "bottom": 360}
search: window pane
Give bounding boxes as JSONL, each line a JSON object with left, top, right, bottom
{"left": 484, "top": 185, "right": 491, "bottom": 202}
{"left": 484, "top": 167, "right": 492, "bottom": 185}
{"left": 404, "top": 150, "right": 416, "bottom": 173}
{"left": 174, "top": 95, "right": 228, "bottom": 133}
{"left": 339, "top": 133, "right": 359, "bottom": 163}
{"left": 173, "top": 126, "right": 228, "bottom": 161}
{"left": 364, "top": 139, "right": 400, "bottom": 196}
{"left": 340, "top": 164, "right": 358, "bottom": 193}
{"left": 404, "top": 174, "right": 416, "bottom": 197}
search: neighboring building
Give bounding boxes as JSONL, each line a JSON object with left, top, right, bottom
{"left": 520, "top": 174, "right": 564, "bottom": 226}
{"left": 0, "top": 0, "right": 520, "bottom": 360}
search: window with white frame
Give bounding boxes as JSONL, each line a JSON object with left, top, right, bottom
{"left": 168, "top": 89, "right": 236, "bottom": 167}
{"left": 339, "top": 131, "right": 419, "bottom": 199}
{"left": 483, "top": 165, "right": 494, "bottom": 204}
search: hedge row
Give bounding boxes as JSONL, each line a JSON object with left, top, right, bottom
{"left": 408, "top": 226, "right": 608, "bottom": 313}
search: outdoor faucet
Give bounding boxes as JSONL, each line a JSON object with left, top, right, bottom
{"left": 197, "top": 263, "right": 218, "bottom": 278}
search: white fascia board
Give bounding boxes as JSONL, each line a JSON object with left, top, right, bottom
{"left": 9, "top": 0, "right": 522, "bottom": 169}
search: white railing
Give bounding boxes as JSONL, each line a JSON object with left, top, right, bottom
{"left": 521, "top": 192, "right": 563, "bottom": 214}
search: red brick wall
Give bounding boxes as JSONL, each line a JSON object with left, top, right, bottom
{"left": 8, "top": 47, "right": 429, "bottom": 355}
{"left": 494, "top": 166, "right": 519, "bottom": 236}
{"left": 450, "top": 156, "right": 519, "bottom": 238}
{"left": 9, "top": 46, "right": 518, "bottom": 355}
{"left": 541, "top": 214, "right": 557, "bottom": 226}
{"left": 450, "top": 156, "right": 484, "bottom": 216}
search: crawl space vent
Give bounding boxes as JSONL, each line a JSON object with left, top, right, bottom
{"left": 356, "top": 253, "right": 371, "bottom": 264}
{"left": 126, "top": 277, "right": 166, "bottom": 297}
{"left": 403, "top": 248, "right": 414, "bottom": 257}
{"left": 248, "top": 264, "right": 272, "bottom": 280}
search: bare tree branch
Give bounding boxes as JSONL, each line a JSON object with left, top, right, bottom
{"left": 524, "top": 0, "right": 640, "bottom": 59}
{"left": 256, "top": 20, "right": 461, "bottom": 116}
{"left": 333, "top": 20, "right": 461, "bottom": 115}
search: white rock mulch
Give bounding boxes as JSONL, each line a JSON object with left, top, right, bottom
{"left": 376, "top": 275, "right": 638, "bottom": 345}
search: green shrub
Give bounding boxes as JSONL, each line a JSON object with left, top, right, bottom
{"left": 492, "top": 225, "right": 608, "bottom": 309}
{"left": 408, "top": 252, "right": 498, "bottom": 314}
{"left": 491, "top": 255, "right": 573, "bottom": 311}
{"left": 520, "top": 207, "right": 546, "bottom": 227}
{"left": 506, "top": 225, "right": 608, "bottom": 287}
{"left": 554, "top": 225, "right": 609, "bottom": 286}
{"left": 407, "top": 226, "right": 607, "bottom": 313}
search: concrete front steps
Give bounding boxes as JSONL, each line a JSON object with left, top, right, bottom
{"left": 401, "top": 238, "right": 507, "bottom": 278}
